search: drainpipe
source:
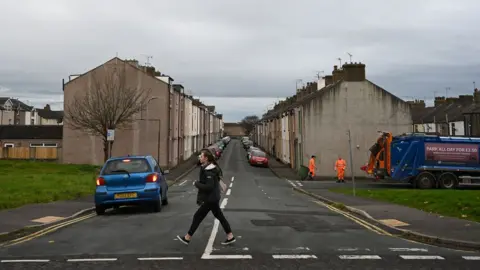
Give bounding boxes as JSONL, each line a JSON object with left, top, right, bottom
{"left": 167, "top": 81, "right": 172, "bottom": 168}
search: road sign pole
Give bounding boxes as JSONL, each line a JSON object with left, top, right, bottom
{"left": 347, "top": 129, "right": 356, "bottom": 196}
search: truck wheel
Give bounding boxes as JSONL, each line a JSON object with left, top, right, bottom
{"left": 438, "top": 172, "right": 458, "bottom": 189}
{"left": 415, "top": 172, "right": 436, "bottom": 189}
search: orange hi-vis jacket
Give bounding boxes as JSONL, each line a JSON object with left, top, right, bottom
{"left": 308, "top": 158, "right": 316, "bottom": 173}
{"left": 335, "top": 159, "right": 346, "bottom": 171}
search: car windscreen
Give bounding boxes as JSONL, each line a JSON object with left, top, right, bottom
{"left": 102, "top": 158, "right": 151, "bottom": 175}
{"left": 252, "top": 151, "right": 266, "bottom": 157}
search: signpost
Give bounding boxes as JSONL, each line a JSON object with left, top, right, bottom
{"left": 107, "top": 129, "right": 115, "bottom": 158}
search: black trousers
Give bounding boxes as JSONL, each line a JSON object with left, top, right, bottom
{"left": 188, "top": 201, "right": 232, "bottom": 236}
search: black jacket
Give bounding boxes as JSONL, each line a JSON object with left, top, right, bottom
{"left": 195, "top": 163, "right": 222, "bottom": 204}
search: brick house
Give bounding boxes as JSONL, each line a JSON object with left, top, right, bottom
{"left": 62, "top": 57, "right": 223, "bottom": 167}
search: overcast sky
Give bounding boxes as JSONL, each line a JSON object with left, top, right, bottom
{"left": 1, "top": 0, "right": 479, "bottom": 122}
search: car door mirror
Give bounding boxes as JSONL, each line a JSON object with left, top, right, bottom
{"left": 163, "top": 170, "right": 170, "bottom": 175}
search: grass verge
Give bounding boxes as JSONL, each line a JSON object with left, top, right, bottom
{"left": 330, "top": 188, "right": 480, "bottom": 223}
{"left": 0, "top": 160, "right": 100, "bottom": 210}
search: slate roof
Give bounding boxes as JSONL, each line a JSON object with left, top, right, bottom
{"left": 36, "top": 108, "right": 64, "bottom": 122}
{"left": 418, "top": 99, "right": 474, "bottom": 123}
{"left": 0, "top": 125, "right": 63, "bottom": 140}
{"left": 0, "top": 98, "right": 33, "bottom": 111}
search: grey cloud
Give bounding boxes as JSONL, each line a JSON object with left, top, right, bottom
{"left": 1, "top": 0, "right": 480, "bottom": 121}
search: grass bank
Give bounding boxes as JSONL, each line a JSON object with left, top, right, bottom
{"left": 0, "top": 160, "right": 100, "bottom": 210}
{"left": 330, "top": 188, "right": 480, "bottom": 223}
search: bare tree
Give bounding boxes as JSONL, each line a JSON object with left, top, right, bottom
{"left": 64, "top": 64, "right": 152, "bottom": 162}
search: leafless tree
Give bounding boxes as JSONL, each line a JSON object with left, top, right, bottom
{"left": 64, "top": 64, "right": 152, "bottom": 162}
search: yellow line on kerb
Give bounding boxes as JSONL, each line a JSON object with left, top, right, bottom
{"left": 312, "top": 200, "right": 392, "bottom": 236}
{"left": 3, "top": 213, "right": 96, "bottom": 247}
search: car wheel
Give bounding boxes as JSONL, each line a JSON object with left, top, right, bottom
{"left": 153, "top": 199, "right": 162, "bottom": 212}
{"left": 95, "top": 205, "right": 106, "bottom": 215}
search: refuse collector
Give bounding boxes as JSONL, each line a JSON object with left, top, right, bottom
{"left": 334, "top": 156, "right": 347, "bottom": 183}
{"left": 307, "top": 155, "right": 316, "bottom": 180}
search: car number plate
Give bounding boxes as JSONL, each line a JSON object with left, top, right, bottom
{"left": 257, "top": 162, "right": 263, "bottom": 164}
{"left": 114, "top": 192, "right": 137, "bottom": 199}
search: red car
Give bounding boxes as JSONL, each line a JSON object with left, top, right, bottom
{"left": 249, "top": 150, "right": 268, "bottom": 167}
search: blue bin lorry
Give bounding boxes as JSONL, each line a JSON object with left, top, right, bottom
{"left": 361, "top": 131, "right": 480, "bottom": 189}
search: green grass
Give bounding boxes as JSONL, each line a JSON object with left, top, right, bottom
{"left": 330, "top": 188, "right": 480, "bottom": 223}
{"left": 0, "top": 160, "right": 101, "bottom": 210}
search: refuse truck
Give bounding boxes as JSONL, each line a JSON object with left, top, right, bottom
{"left": 360, "top": 131, "right": 480, "bottom": 189}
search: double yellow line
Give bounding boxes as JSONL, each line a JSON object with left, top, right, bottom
{"left": 313, "top": 200, "right": 392, "bottom": 236}
{"left": 1, "top": 213, "right": 96, "bottom": 247}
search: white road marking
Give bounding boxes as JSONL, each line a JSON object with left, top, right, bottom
{"left": 220, "top": 198, "right": 228, "bottom": 209}
{"left": 178, "top": 180, "right": 188, "bottom": 186}
{"left": 231, "top": 176, "right": 234, "bottom": 182}
{"left": 229, "top": 182, "right": 233, "bottom": 188}
{"left": 399, "top": 255, "right": 444, "bottom": 260}
{"left": 226, "top": 189, "right": 231, "bottom": 196}
{"left": 287, "top": 180, "right": 297, "bottom": 187}
{"left": 339, "top": 255, "right": 382, "bottom": 260}
{"left": 272, "top": 255, "right": 317, "bottom": 259}
{"left": 202, "top": 197, "right": 229, "bottom": 259}
{"left": 296, "top": 181, "right": 303, "bottom": 187}
{"left": 463, "top": 256, "right": 480, "bottom": 260}
{"left": 137, "top": 257, "right": 183, "bottom": 261}
{"left": 1, "top": 259, "right": 50, "bottom": 263}
{"left": 202, "top": 254, "right": 252, "bottom": 259}
{"left": 67, "top": 258, "right": 118, "bottom": 262}
{"left": 389, "top": 248, "right": 428, "bottom": 252}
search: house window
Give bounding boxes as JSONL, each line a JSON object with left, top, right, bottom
{"left": 30, "top": 143, "right": 58, "bottom": 148}
{"left": 451, "top": 122, "right": 456, "bottom": 136}
{"left": 3, "top": 143, "right": 14, "bottom": 148}
{"left": 5, "top": 104, "right": 11, "bottom": 111}
{"left": 31, "top": 119, "right": 35, "bottom": 125}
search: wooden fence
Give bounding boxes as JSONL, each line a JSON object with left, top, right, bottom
{"left": 0, "top": 147, "right": 58, "bottom": 160}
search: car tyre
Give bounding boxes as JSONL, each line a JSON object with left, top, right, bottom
{"left": 153, "top": 199, "right": 162, "bottom": 212}
{"left": 95, "top": 205, "right": 106, "bottom": 215}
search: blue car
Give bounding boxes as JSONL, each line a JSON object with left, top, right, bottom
{"left": 94, "top": 155, "right": 170, "bottom": 215}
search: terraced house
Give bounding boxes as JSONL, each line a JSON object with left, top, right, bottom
{"left": 62, "top": 57, "right": 223, "bottom": 167}
{"left": 253, "top": 62, "right": 413, "bottom": 178}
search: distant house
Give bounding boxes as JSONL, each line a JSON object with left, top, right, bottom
{"left": 32, "top": 104, "right": 63, "bottom": 125}
{"left": 0, "top": 98, "right": 64, "bottom": 126}
{"left": 224, "top": 123, "right": 246, "bottom": 137}
{"left": 412, "top": 95, "right": 474, "bottom": 136}
{"left": 0, "top": 97, "right": 33, "bottom": 125}
{"left": 462, "top": 88, "right": 480, "bottom": 136}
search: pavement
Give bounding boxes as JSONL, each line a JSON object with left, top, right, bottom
{"left": 0, "top": 140, "right": 480, "bottom": 269}
{"left": 0, "top": 154, "right": 198, "bottom": 238}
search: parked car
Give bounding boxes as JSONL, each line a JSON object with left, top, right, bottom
{"left": 243, "top": 140, "right": 253, "bottom": 149}
{"left": 94, "top": 155, "right": 169, "bottom": 215}
{"left": 216, "top": 140, "right": 226, "bottom": 150}
{"left": 249, "top": 150, "right": 269, "bottom": 167}
{"left": 246, "top": 146, "right": 261, "bottom": 160}
{"left": 222, "top": 136, "right": 231, "bottom": 145}
{"left": 209, "top": 145, "right": 222, "bottom": 159}
{"left": 241, "top": 137, "right": 249, "bottom": 143}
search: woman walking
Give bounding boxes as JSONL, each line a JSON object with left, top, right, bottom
{"left": 177, "top": 149, "right": 236, "bottom": 245}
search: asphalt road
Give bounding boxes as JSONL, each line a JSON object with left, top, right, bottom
{"left": 1, "top": 140, "right": 480, "bottom": 269}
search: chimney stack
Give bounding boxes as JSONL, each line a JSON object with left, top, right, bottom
{"left": 434, "top": 96, "right": 446, "bottom": 107}
{"left": 474, "top": 89, "right": 480, "bottom": 104}
{"left": 406, "top": 99, "right": 426, "bottom": 109}
{"left": 332, "top": 65, "right": 344, "bottom": 83}
{"left": 459, "top": 94, "right": 473, "bottom": 103}
{"left": 342, "top": 62, "right": 366, "bottom": 81}
{"left": 324, "top": 75, "right": 333, "bottom": 86}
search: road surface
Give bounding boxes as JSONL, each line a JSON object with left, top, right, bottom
{"left": 1, "top": 140, "right": 479, "bottom": 269}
